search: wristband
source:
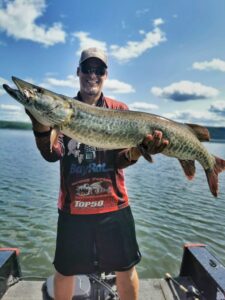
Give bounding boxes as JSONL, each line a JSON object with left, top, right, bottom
{"left": 33, "top": 129, "right": 51, "bottom": 137}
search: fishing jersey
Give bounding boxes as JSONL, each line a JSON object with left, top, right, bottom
{"left": 34, "top": 93, "right": 137, "bottom": 215}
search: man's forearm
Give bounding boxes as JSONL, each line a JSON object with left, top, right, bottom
{"left": 32, "top": 122, "right": 50, "bottom": 132}
{"left": 115, "top": 148, "right": 141, "bottom": 169}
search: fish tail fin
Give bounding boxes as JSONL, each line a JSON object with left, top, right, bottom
{"left": 205, "top": 156, "right": 225, "bottom": 197}
{"left": 179, "top": 159, "right": 196, "bottom": 180}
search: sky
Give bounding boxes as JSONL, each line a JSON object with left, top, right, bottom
{"left": 0, "top": 0, "right": 225, "bottom": 126}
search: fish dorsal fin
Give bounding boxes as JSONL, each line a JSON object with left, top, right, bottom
{"left": 179, "top": 159, "right": 196, "bottom": 180}
{"left": 185, "top": 123, "right": 210, "bottom": 142}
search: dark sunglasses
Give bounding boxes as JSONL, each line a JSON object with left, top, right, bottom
{"left": 80, "top": 65, "right": 107, "bottom": 76}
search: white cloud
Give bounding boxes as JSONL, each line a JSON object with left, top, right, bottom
{"left": 164, "top": 109, "right": 225, "bottom": 127}
{"left": 104, "top": 79, "right": 135, "bottom": 94}
{"left": 73, "top": 32, "right": 107, "bottom": 56}
{"left": 0, "top": 77, "right": 9, "bottom": 96}
{"left": 0, "top": 0, "right": 66, "bottom": 46}
{"left": 43, "top": 75, "right": 135, "bottom": 95}
{"left": 151, "top": 80, "right": 219, "bottom": 101}
{"left": 153, "top": 18, "right": 164, "bottom": 27}
{"left": 136, "top": 8, "right": 149, "bottom": 17}
{"left": 109, "top": 21, "right": 166, "bottom": 62}
{"left": 0, "top": 103, "right": 22, "bottom": 111}
{"left": 129, "top": 102, "right": 158, "bottom": 112}
{"left": 44, "top": 75, "right": 79, "bottom": 89}
{"left": 0, "top": 103, "right": 29, "bottom": 122}
{"left": 193, "top": 58, "right": 225, "bottom": 72}
{"left": 209, "top": 102, "right": 225, "bottom": 116}
{"left": 139, "top": 30, "right": 145, "bottom": 35}
{"left": 73, "top": 19, "right": 166, "bottom": 63}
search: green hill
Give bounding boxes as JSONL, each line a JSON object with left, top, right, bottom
{"left": 0, "top": 120, "right": 32, "bottom": 130}
{"left": 207, "top": 127, "right": 225, "bottom": 141}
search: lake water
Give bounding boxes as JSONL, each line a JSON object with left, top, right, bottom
{"left": 0, "top": 129, "right": 225, "bottom": 279}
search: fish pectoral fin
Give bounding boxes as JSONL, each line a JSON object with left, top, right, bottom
{"left": 179, "top": 159, "right": 196, "bottom": 180}
{"left": 50, "top": 126, "right": 60, "bottom": 152}
{"left": 137, "top": 144, "right": 153, "bottom": 163}
{"left": 185, "top": 123, "right": 210, "bottom": 142}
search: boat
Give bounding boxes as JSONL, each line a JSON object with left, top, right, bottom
{"left": 0, "top": 244, "right": 225, "bottom": 299}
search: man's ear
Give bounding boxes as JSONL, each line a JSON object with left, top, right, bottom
{"left": 76, "top": 67, "right": 80, "bottom": 77}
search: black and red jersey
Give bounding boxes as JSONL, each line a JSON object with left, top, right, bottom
{"left": 34, "top": 94, "right": 137, "bottom": 215}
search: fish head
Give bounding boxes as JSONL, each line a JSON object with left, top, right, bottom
{"left": 9, "top": 76, "right": 74, "bottom": 127}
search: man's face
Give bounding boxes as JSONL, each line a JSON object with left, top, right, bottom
{"left": 77, "top": 58, "right": 107, "bottom": 97}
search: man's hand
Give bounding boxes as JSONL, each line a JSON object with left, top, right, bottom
{"left": 25, "top": 109, "right": 50, "bottom": 132}
{"left": 126, "top": 130, "right": 169, "bottom": 162}
{"left": 141, "top": 130, "right": 169, "bottom": 155}
{"left": 137, "top": 130, "right": 169, "bottom": 162}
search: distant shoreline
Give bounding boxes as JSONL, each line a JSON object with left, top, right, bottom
{"left": 210, "top": 139, "right": 225, "bottom": 143}
{"left": 0, "top": 120, "right": 225, "bottom": 141}
{"left": 0, "top": 120, "right": 32, "bottom": 130}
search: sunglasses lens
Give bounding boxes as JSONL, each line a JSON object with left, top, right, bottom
{"left": 96, "top": 68, "right": 106, "bottom": 76}
{"left": 81, "top": 66, "right": 106, "bottom": 76}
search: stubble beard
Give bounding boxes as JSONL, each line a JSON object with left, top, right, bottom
{"left": 83, "top": 84, "right": 100, "bottom": 96}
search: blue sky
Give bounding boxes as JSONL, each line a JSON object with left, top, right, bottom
{"left": 0, "top": 0, "right": 225, "bottom": 126}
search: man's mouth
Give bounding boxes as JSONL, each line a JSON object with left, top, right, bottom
{"left": 87, "top": 80, "right": 98, "bottom": 85}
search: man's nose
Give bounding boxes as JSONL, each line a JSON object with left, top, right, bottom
{"left": 88, "top": 71, "right": 97, "bottom": 78}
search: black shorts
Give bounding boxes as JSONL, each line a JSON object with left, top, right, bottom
{"left": 53, "top": 206, "right": 141, "bottom": 276}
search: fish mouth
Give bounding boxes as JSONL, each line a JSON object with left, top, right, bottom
{"left": 12, "top": 76, "right": 34, "bottom": 95}
{"left": 3, "top": 76, "right": 33, "bottom": 99}
{"left": 12, "top": 76, "right": 46, "bottom": 101}
{"left": 2, "top": 83, "right": 20, "bottom": 100}
{"left": 2, "top": 83, "right": 30, "bottom": 106}
{"left": 2, "top": 84, "right": 15, "bottom": 97}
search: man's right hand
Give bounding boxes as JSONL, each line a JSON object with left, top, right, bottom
{"left": 25, "top": 109, "right": 50, "bottom": 132}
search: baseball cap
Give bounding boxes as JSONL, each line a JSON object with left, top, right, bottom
{"left": 79, "top": 47, "right": 108, "bottom": 67}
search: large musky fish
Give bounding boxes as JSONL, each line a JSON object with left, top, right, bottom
{"left": 3, "top": 76, "right": 225, "bottom": 197}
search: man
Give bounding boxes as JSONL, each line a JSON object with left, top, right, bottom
{"left": 28, "top": 47, "right": 169, "bottom": 300}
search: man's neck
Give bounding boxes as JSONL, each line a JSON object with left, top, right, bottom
{"left": 79, "top": 91, "right": 101, "bottom": 105}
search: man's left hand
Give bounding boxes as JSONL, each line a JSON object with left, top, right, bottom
{"left": 126, "top": 130, "right": 169, "bottom": 162}
{"left": 137, "top": 130, "right": 169, "bottom": 162}
{"left": 141, "top": 130, "right": 169, "bottom": 155}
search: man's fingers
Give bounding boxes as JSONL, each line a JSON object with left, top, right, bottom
{"left": 141, "top": 131, "right": 169, "bottom": 155}
{"left": 155, "top": 141, "right": 168, "bottom": 153}
{"left": 143, "top": 134, "right": 153, "bottom": 144}
{"left": 152, "top": 130, "right": 163, "bottom": 147}
{"left": 143, "top": 131, "right": 163, "bottom": 144}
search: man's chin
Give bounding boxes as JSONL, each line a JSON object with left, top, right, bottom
{"left": 85, "top": 88, "right": 99, "bottom": 96}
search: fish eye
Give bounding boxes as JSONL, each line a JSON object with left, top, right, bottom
{"left": 33, "top": 87, "right": 43, "bottom": 94}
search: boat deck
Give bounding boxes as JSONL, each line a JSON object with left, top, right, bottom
{"left": 2, "top": 245, "right": 225, "bottom": 300}
{"left": 2, "top": 278, "right": 180, "bottom": 300}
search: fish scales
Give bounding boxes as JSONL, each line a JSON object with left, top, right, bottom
{"left": 66, "top": 106, "right": 145, "bottom": 149}
{"left": 65, "top": 102, "right": 214, "bottom": 170}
